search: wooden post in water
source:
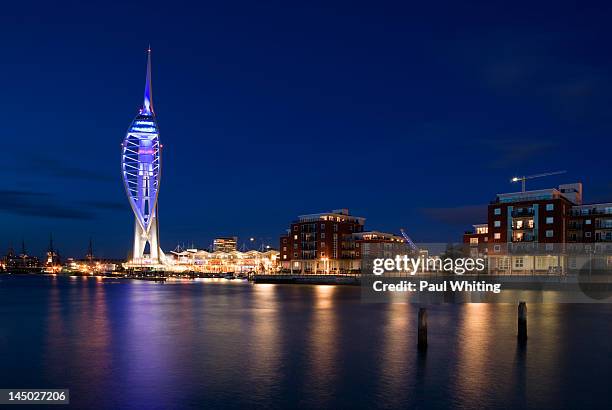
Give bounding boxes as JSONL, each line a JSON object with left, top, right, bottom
{"left": 517, "top": 301, "right": 527, "bottom": 343}
{"left": 418, "top": 307, "right": 427, "bottom": 350}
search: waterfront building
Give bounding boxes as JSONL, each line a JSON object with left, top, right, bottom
{"left": 279, "top": 209, "right": 414, "bottom": 274}
{"left": 121, "top": 48, "right": 165, "bottom": 267}
{"left": 168, "top": 248, "right": 278, "bottom": 274}
{"left": 213, "top": 237, "right": 238, "bottom": 253}
{"left": 463, "top": 182, "right": 612, "bottom": 274}
{"left": 463, "top": 224, "right": 489, "bottom": 257}
{"left": 3, "top": 242, "right": 41, "bottom": 273}
{"left": 355, "top": 231, "right": 410, "bottom": 275}
{"left": 279, "top": 209, "right": 365, "bottom": 273}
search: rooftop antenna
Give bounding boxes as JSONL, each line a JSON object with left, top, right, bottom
{"left": 510, "top": 170, "right": 566, "bottom": 192}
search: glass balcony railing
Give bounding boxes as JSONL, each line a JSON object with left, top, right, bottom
{"left": 511, "top": 209, "right": 534, "bottom": 217}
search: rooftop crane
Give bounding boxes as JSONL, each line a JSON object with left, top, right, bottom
{"left": 511, "top": 170, "right": 566, "bottom": 192}
{"left": 399, "top": 228, "right": 419, "bottom": 253}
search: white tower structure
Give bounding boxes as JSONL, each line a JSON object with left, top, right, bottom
{"left": 121, "top": 48, "right": 165, "bottom": 265}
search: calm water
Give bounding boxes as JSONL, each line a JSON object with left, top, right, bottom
{"left": 0, "top": 275, "right": 611, "bottom": 409}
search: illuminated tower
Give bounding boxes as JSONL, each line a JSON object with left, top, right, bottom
{"left": 121, "top": 48, "right": 164, "bottom": 263}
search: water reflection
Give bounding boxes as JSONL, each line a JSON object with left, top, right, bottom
{"left": 377, "top": 303, "right": 412, "bottom": 408}
{"left": 247, "top": 283, "right": 282, "bottom": 402}
{"left": 304, "top": 285, "right": 338, "bottom": 407}
{"left": 1, "top": 276, "right": 610, "bottom": 409}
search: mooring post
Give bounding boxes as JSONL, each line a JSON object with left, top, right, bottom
{"left": 418, "top": 307, "right": 427, "bottom": 350}
{"left": 518, "top": 301, "right": 527, "bottom": 343}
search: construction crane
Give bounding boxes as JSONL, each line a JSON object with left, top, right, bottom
{"left": 511, "top": 170, "right": 566, "bottom": 192}
{"left": 399, "top": 229, "right": 419, "bottom": 253}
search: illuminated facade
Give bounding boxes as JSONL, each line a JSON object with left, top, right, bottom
{"left": 122, "top": 48, "right": 164, "bottom": 265}
{"left": 168, "top": 249, "right": 279, "bottom": 274}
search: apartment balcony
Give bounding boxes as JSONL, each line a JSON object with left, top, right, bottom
{"left": 568, "top": 209, "right": 612, "bottom": 217}
{"left": 511, "top": 209, "right": 534, "bottom": 218}
{"left": 512, "top": 235, "right": 535, "bottom": 242}
{"left": 512, "top": 225, "right": 534, "bottom": 230}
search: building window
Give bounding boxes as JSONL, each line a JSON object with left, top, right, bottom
{"left": 282, "top": 246, "right": 287, "bottom": 251}
{"left": 546, "top": 230, "right": 554, "bottom": 238}
{"left": 586, "top": 219, "right": 591, "bottom": 225}
{"left": 321, "top": 252, "right": 325, "bottom": 257}
{"left": 283, "top": 255, "right": 287, "bottom": 260}
{"left": 293, "top": 262, "right": 299, "bottom": 268}
{"left": 334, "top": 224, "right": 338, "bottom": 232}
{"left": 546, "top": 217, "right": 553, "bottom": 224}
{"left": 494, "top": 208, "right": 501, "bottom": 215}
{"left": 321, "top": 233, "right": 325, "bottom": 239}
{"left": 494, "top": 245, "right": 501, "bottom": 252}
{"left": 546, "top": 203, "right": 554, "bottom": 211}
{"left": 514, "top": 257, "right": 524, "bottom": 268}
{"left": 321, "top": 242, "right": 325, "bottom": 247}
{"left": 293, "top": 226, "right": 298, "bottom": 231}
{"left": 283, "top": 238, "right": 287, "bottom": 244}
{"left": 293, "top": 235, "right": 298, "bottom": 240}
{"left": 494, "top": 221, "right": 501, "bottom": 228}
{"left": 470, "top": 238, "right": 478, "bottom": 244}
{"left": 585, "top": 232, "right": 591, "bottom": 238}
{"left": 494, "top": 233, "right": 501, "bottom": 239}
{"left": 293, "top": 252, "right": 298, "bottom": 258}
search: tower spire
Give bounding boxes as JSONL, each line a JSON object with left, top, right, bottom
{"left": 143, "top": 45, "right": 154, "bottom": 115}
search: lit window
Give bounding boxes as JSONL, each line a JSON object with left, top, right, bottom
{"left": 494, "top": 233, "right": 501, "bottom": 239}
{"left": 494, "top": 221, "right": 501, "bottom": 228}
{"left": 546, "top": 230, "right": 554, "bottom": 238}
{"left": 546, "top": 203, "right": 554, "bottom": 211}
{"left": 494, "top": 208, "right": 501, "bottom": 215}
{"left": 283, "top": 255, "right": 287, "bottom": 260}
{"left": 282, "top": 246, "right": 286, "bottom": 251}
{"left": 293, "top": 235, "right": 298, "bottom": 240}
{"left": 546, "top": 217, "right": 553, "bottom": 224}
{"left": 516, "top": 220, "right": 523, "bottom": 229}
{"left": 470, "top": 238, "right": 478, "bottom": 244}
{"left": 586, "top": 219, "right": 591, "bottom": 225}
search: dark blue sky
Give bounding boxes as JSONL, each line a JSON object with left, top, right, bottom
{"left": 1, "top": 1, "right": 611, "bottom": 258}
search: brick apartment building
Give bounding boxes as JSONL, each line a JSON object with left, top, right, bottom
{"left": 464, "top": 183, "right": 612, "bottom": 273}
{"left": 279, "top": 209, "right": 407, "bottom": 274}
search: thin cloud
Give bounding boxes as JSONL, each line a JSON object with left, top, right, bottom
{"left": 0, "top": 190, "right": 94, "bottom": 220}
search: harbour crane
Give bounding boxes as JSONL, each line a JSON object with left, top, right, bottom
{"left": 399, "top": 228, "right": 419, "bottom": 253}
{"left": 510, "top": 170, "right": 566, "bottom": 192}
